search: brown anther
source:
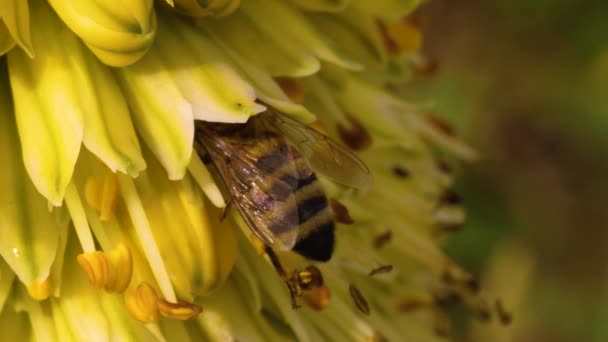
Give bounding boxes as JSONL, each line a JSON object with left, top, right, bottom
{"left": 397, "top": 298, "right": 429, "bottom": 313}
{"left": 436, "top": 159, "right": 453, "bottom": 174}
{"left": 157, "top": 299, "right": 203, "bottom": 320}
{"left": 432, "top": 291, "right": 460, "bottom": 307}
{"left": 274, "top": 77, "right": 305, "bottom": 104}
{"left": 349, "top": 284, "right": 370, "bottom": 315}
{"left": 372, "top": 230, "right": 392, "bottom": 249}
{"left": 369, "top": 265, "right": 393, "bottom": 276}
{"left": 376, "top": 21, "right": 400, "bottom": 56}
{"left": 495, "top": 299, "right": 512, "bottom": 326}
{"left": 439, "top": 190, "right": 462, "bottom": 206}
{"left": 426, "top": 114, "right": 455, "bottom": 137}
{"left": 466, "top": 278, "right": 481, "bottom": 293}
{"left": 330, "top": 199, "right": 354, "bottom": 225}
{"left": 392, "top": 165, "right": 410, "bottom": 179}
{"left": 302, "top": 284, "right": 331, "bottom": 311}
{"left": 337, "top": 114, "right": 372, "bottom": 151}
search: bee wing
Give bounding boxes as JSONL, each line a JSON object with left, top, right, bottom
{"left": 267, "top": 110, "right": 373, "bottom": 190}
{"left": 196, "top": 128, "right": 301, "bottom": 251}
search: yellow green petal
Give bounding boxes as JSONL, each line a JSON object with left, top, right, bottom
{"left": 0, "top": 0, "right": 34, "bottom": 57}
{"left": 204, "top": 10, "right": 321, "bottom": 77}
{"left": 173, "top": 0, "right": 241, "bottom": 17}
{"left": 47, "top": 0, "right": 156, "bottom": 66}
{"left": 240, "top": 0, "right": 362, "bottom": 71}
{"left": 0, "top": 20, "right": 16, "bottom": 56}
{"left": 351, "top": 0, "right": 421, "bottom": 22}
{"left": 0, "top": 71, "right": 62, "bottom": 295}
{"left": 289, "top": 0, "right": 350, "bottom": 12}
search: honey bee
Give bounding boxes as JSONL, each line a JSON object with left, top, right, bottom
{"left": 193, "top": 108, "right": 371, "bottom": 262}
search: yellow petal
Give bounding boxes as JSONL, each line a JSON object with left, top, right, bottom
{"left": 0, "top": 71, "right": 63, "bottom": 293}
{"left": 47, "top": 0, "right": 156, "bottom": 66}
{"left": 0, "top": 0, "right": 34, "bottom": 56}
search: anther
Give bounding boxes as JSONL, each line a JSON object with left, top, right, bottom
{"left": 397, "top": 298, "right": 431, "bottom": 313}
{"left": 27, "top": 278, "right": 51, "bottom": 301}
{"left": 495, "top": 299, "right": 512, "bottom": 326}
{"left": 100, "top": 172, "right": 119, "bottom": 220}
{"left": 376, "top": 17, "right": 422, "bottom": 56}
{"left": 392, "top": 165, "right": 410, "bottom": 179}
{"left": 77, "top": 245, "right": 133, "bottom": 293}
{"left": 337, "top": 114, "right": 373, "bottom": 151}
{"left": 369, "top": 265, "right": 393, "bottom": 276}
{"left": 125, "top": 282, "right": 161, "bottom": 323}
{"left": 157, "top": 299, "right": 203, "bottom": 320}
{"left": 106, "top": 244, "right": 133, "bottom": 293}
{"left": 373, "top": 230, "right": 393, "bottom": 249}
{"left": 275, "top": 77, "right": 305, "bottom": 104}
{"left": 426, "top": 114, "right": 455, "bottom": 137}
{"left": 349, "top": 284, "right": 370, "bottom": 315}
{"left": 84, "top": 172, "right": 119, "bottom": 221}
{"left": 77, "top": 251, "right": 110, "bottom": 289}
{"left": 330, "top": 199, "right": 354, "bottom": 225}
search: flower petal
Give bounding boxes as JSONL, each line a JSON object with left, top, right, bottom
{"left": 0, "top": 73, "right": 63, "bottom": 295}
{"left": 0, "top": 0, "right": 34, "bottom": 57}
{"left": 47, "top": 0, "right": 156, "bottom": 66}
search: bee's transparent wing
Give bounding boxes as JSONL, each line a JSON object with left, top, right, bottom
{"left": 267, "top": 110, "right": 373, "bottom": 190}
{"left": 195, "top": 126, "right": 300, "bottom": 250}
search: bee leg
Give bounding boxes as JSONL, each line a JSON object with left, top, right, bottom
{"left": 218, "top": 198, "right": 233, "bottom": 222}
{"left": 264, "top": 246, "right": 301, "bottom": 309}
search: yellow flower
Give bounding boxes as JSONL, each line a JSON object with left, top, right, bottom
{"left": 0, "top": 0, "right": 487, "bottom": 340}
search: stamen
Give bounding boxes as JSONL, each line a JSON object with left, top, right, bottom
{"left": 106, "top": 244, "right": 133, "bottom": 293}
{"left": 495, "top": 299, "right": 512, "bottom": 326}
{"left": 77, "top": 246, "right": 132, "bottom": 293}
{"left": 274, "top": 77, "right": 305, "bottom": 104}
{"left": 125, "top": 282, "right": 161, "bottom": 323}
{"left": 426, "top": 114, "right": 455, "bottom": 137}
{"left": 100, "top": 172, "right": 119, "bottom": 220}
{"left": 157, "top": 298, "right": 203, "bottom": 320}
{"left": 368, "top": 265, "right": 393, "bottom": 276}
{"left": 376, "top": 18, "right": 422, "bottom": 56}
{"left": 84, "top": 176, "right": 101, "bottom": 210}
{"left": 392, "top": 165, "right": 410, "bottom": 179}
{"left": 336, "top": 113, "right": 373, "bottom": 151}
{"left": 26, "top": 278, "right": 51, "bottom": 301}
{"left": 188, "top": 152, "right": 226, "bottom": 208}
{"left": 330, "top": 199, "right": 354, "bottom": 225}
{"left": 373, "top": 230, "right": 393, "bottom": 249}
{"left": 397, "top": 297, "right": 432, "bottom": 313}
{"left": 64, "top": 182, "right": 96, "bottom": 253}
{"left": 349, "top": 284, "right": 370, "bottom": 315}
{"left": 77, "top": 251, "right": 109, "bottom": 288}
{"left": 117, "top": 174, "right": 177, "bottom": 303}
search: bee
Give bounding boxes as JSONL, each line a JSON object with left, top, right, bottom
{"left": 194, "top": 108, "right": 371, "bottom": 263}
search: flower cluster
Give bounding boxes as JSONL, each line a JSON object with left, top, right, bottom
{"left": 0, "top": 0, "right": 484, "bottom": 340}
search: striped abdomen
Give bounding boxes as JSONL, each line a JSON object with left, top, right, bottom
{"left": 252, "top": 135, "right": 336, "bottom": 262}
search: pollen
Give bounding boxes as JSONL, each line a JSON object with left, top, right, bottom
{"left": 77, "top": 244, "right": 133, "bottom": 293}
{"left": 26, "top": 278, "right": 51, "bottom": 301}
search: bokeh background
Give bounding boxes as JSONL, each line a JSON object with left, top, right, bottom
{"left": 411, "top": 1, "right": 608, "bottom": 341}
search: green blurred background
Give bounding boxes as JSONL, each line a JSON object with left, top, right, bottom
{"left": 413, "top": 1, "right": 608, "bottom": 341}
